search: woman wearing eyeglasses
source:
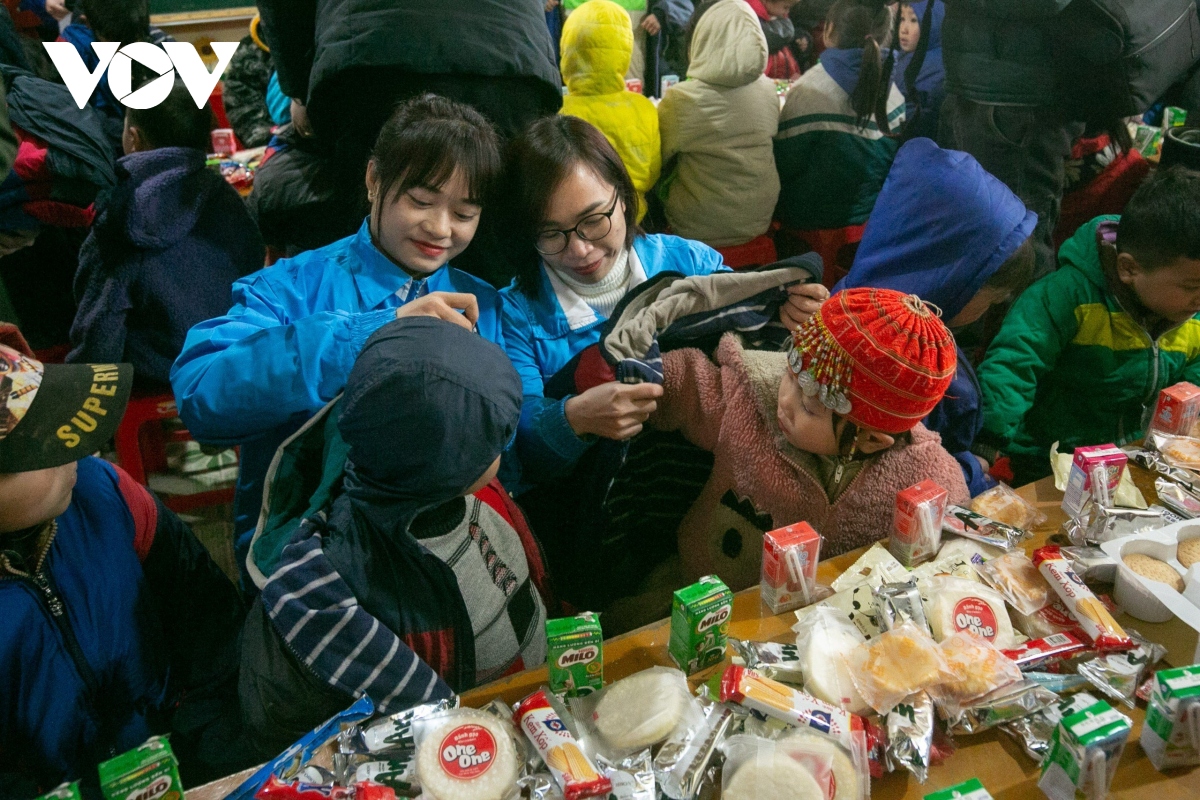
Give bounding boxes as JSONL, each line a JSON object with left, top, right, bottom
{"left": 499, "top": 115, "right": 827, "bottom": 495}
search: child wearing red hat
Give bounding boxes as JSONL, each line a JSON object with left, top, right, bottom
{"left": 650, "top": 287, "right": 969, "bottom": 592}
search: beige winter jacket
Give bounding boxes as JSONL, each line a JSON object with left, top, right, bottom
{"left": 657, "top": 0, "right": 780, "bottom": 248}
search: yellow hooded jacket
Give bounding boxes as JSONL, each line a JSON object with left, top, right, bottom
{"left": 560, "top": 0, "right": 660, "bottom": 221}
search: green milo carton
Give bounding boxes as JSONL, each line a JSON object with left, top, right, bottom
{"left": 36, "top": 784, "right": 82, "bottom": 800}
{"left": 98, "top": 736, "right": 183, "bottom": 800}
{"left": 669, "top": 575, "right": 733, "bottom": 675}
{"left": 1141, "top": 664, "right": 1200, "bottom": 770}
{"left": 1038, "top": 699, "right": 1131, "bottom": 800}
{"left": 924, "top": 778, "right": 994, "bottom": 800}
{"left": 546, "top": 612, "right": 604, "bottom": 697}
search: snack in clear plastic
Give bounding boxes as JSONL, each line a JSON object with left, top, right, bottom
{"left": 719, "top": 735, "right": 827, "bottom": 800}
{"left": 976, "top": 551, "right": 1053, "bottom": 616}
{"left": 885, "top": 691, "right": 934, "bottom": 783}
{"left": 1141, "top": 663, "right": 1200, "bottom": 770}
{"left": 596, "top": 750, "right": 654, "bottom": 800}
{"left": 929, "top": 633, "right": 1022, "bottom": 716}
{"left": 653, "top": 701, "right": 733, "bottom": 800}
{"left": 846, "top": 620, "right": 948, "bottom": 715}
{"left": 1012, "top": 598, "right": 1086, "bottom": 641}
{"left": 873, "top": 581, "right": 931, "bottom": 635}
{"left": 1038, "top": 698, "right": 1131, "bottom": 800}
{"left": 1033, "top": 546, "right": 1134, "bottom": 652}
{"left": 570, "top": 667, "right": 696, "bottom": 758}
{"left": 971, "top": 482, "right": 1047, "bottom": 531}
{"left": 514, "top": 689, "right": 611, "bottom": 800}
{"left": 781, "top": 730, "right": 866, "bottom": 800}
{"left": 942, "top": 505, "right": 1027, "bottom": 550}
{"left": 891, "top": 480, "right": 948, "bottom": 567}
{"left": 794, "top": 606, "right": 871, "bottom": 714}
{"left": 729, "top": 639, "right": 805, "bottom": 685}
{"left": 1001, "top": 633, "right": 1089, "bottom": 671}
{"left": 944, "top": 679, "right": 1060, "bottom": 735}
{"left": 414, "top": 708, "right": 521, "bottom": 800}
{"left": 1152, "top": 431, "right": 1200, "bottom": 471}
{"left": 925, "top": 575, "right": 1017, "bottom": 649}
{"left": 1076, "top": 638, "right": 1166, "bottom": 708}
{"left": 761, "top": 521, "right": 823, "bottom": 614}
{"left": 829, "top": 543, "right": 908, "bottom": 593}
{"left": 1156, "top": 476, "right": 1200, "bottom": 518}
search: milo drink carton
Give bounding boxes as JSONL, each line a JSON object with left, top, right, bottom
{"left": 669, "top": 575, "right": 733, "bottom": 675}
{"left": 924, "top": 778, "right": 994, "bottom": 800}
{"left": 36, "top": 784, "right": 82, "bottom": 800}
{"left": 99, "top": 736, "right": 183, "bottom": 800}
{"left": 1141, "top": 664, "right": 1200, "bottom": 770}
{"left": 546, "top": 612, "right": 604, "bottom": 697}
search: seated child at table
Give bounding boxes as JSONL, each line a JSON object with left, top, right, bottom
{"left": 67, "top": 80, "right": 264, "bottom": 390}
{"left": 978, "top": 167, "right": 1200, "bottom": 485}
{"left": 650, "top": 287, "right": 969, "bottom": 593}
{"left": 775, "top": 0, "right": 904, "bottom": 231}
{"left": 0, "top": 323, "right": 248, "bottom": 794}
{"left": 238, "top": 318, "right": 552, "bottom": 759}
{"left": 835, "top": 138, "right": 1036, "bottom": 496}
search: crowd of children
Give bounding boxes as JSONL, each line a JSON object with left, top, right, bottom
{"left": 3, "top": 0, "right": 1200, "bottom": 796}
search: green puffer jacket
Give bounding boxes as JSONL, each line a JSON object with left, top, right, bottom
{"left": 978, "top": 216, "right": 1200, "bottom": 481}
{"left": 942, "top": 0, "right": 1071, "bottom": 106}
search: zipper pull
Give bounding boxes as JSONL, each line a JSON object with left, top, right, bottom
{"left": 31, "top": 572, "right": 64, "bottom": 617}
{"left": 833, "top": 461, "right": 845, "bottom": 485}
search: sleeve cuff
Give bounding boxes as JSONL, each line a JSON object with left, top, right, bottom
{"left": 349, "top": 309, "right": 397, "bottom": 354}
{"left": 538, "top": 397, "right": 594, "bottom": 462}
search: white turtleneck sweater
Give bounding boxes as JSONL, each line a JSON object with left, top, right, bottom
{"left": 552, "top": 249, "right": 632, "bottom": 320}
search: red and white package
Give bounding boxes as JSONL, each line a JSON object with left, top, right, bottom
{"left": 1002, "top": 632, "right": 1090, "bottom": 670}
{"left": 1032, "top": 546, "right": 1134, "bottom": 652}
{"left": 761, "top": 521, "right": 823, "bottom": 614}
{"left": 1151, "top": 382, "right": 1200, "bottom": 435}
{"left": 514, "top": 690, "right": 611, "bottom": 800}
{"left": 891, "top": 480, "right": 948, "bottom": 567}
{"left": 254, "top": 778, "right": 353, "bottom": 800}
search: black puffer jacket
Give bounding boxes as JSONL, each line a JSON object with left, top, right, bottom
{"left": 942, "top": 0, "right": 1071, "bottom": 107}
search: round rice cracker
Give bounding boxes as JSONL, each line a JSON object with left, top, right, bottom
{"left": 1178, "top": 537, "right": 1200, "bottom": 569}
{"left": 1123, "top": 553, "right": 1184, "bottom": 592}
{"left": 724, "top": 750, "right": 826, "bottom": 800}
{"left": 594, "top": 670, "right": 687, "bottom": 751}
{"left": 782, "top": 732, "right": 862, "bottom": 800}
{"left": 416, "top": 711, "right": 519, "bottom": 800}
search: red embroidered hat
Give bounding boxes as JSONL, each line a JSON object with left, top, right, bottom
{"left": 787, "top": 288, "right": 956, "bottom": 434}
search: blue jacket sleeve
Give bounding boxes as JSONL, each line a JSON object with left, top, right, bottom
{"left": 67, "top": 245, "right": 132, "bottom": 367}
{"left": 170, "top": 275, "right": 394, "bottom": 445}
{"left": 955, "top": 450, "right": 997, "bottom": 497}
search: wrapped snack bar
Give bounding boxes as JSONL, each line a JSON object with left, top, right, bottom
{"left": 976, "top": 551, "right": 1053, "bottom": 616}
{"left": 1155, "top": 477, "right": 1200, "bottom": 518}
{"left": 1033, "top": 546, "right": 1133, "bottom": 652}
{"left": 1077, "top": 638, "right": 1166, "bottom": 707}
{"left": 1002, "top": 633, "right": 1089, "bottom": 671}
{"left": 972, "top": 482, "right": 1047, "bottom": 531}
{"left": 1012, "top": 599, "right": 1086, "bottom": 641}
{"left": 942, "top": 505, "right": 1027, "bottom": 550}
{"left": 597, "top": 751, "right": 654, "bottom": 800}
{"left": 515, "top": 689, "right": 611, "bottom": 800}
{"left": 874, "top": 581, "right": 931, "bottom": 635}
{"left": 729, "top": 639, "right": 805, "bottom": 685}
{"left": 944, "top": 679, "right": 1060, "bottom": 735}
{"left": 891, "top": 480, "right": 948, "bottom": 567}
{"left": 886, "top": 691, "right": 935, "bottom": 783}
{"left": 1038, "top": 698, "right": 1131, "bottom": 800}
{"left": 1001, "top": 692, "right": 1101, "bottom": 763}
{"left": 654, "top": 702, "right": 733, "bottom": 800}
{"left": 1141, "top": 664, "right": 1200, "bottom": 770}
{"left": 1062, "top": 504, "right": 1168, "bottom": 546}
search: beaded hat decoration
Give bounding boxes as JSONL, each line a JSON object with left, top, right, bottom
{"left": 787, "top": 288, "right": 957, "bottom": 434}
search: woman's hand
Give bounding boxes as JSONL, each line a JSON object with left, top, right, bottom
{"left": 45, "top": 0, "right": 69, "bottom": 20}
{"left": 641, "top": 13, "right": 661, "bottom": 35}
{"left": 565, "top": 382, "right": 664, "bottom": 440}
{"left": 395, "top": 292, "right": 480, "bottom": 331}
{"left": 290, "top": 99, "right": 313, "bottom": 138}
{"left": 780, "top": 282, "right": 830, "bottom": 330}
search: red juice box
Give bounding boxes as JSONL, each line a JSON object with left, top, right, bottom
{"left": 890, "top": 480, "right": 948, "bottom": 567}
{"left": 761, "top": 521, "right": 821, "bottom": 614}
{"left": 1151, "top": 382, "right": 1200, "bottom": 435}
{"left": 209, "top": 128, "right": 236, "bottom": 156}
{"left": 624, "top": 78, "right": 643, "bottom": 94}
{"left": 1061, "top": 445, "right": 1127, "bottom": 518}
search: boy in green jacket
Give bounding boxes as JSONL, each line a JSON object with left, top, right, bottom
{"left": 977, "top": 167, "right": 1200, "bottom": 484}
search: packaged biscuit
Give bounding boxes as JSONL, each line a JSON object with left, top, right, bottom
{"left": 668, "top": 576, "right": 732, "bottom": 674}
{"left": 1061, "top": 445, "right": 1127, "bottom": 518}
{"left": 886, "top": 691, "right": 935, "bottom": 783}
{"left": 976, "top": 551, "right": 1053, "bottom": 616}
{"left": 546, "top": 613, "right": 604, "bottom": 698}
{"left": 930, "top": 632, "right": 1022, "bottom": 716}
{"left": 945, "top": 679, "right": 1060, "bottom": 736}
{"left": 515, "top": 690, "right": 611, "bottom": 800}
{"left": 1038, "top": 699, "right": 1131, "bottom": 800}
{"left": 971, "top": 483, "right": 1046, "bottom": 531}
{"left": 942, "top": 505, "right": 1026, "bottom": 551}
{"left": 413, "top": 708, "right": 521, "bottom": 800}
{"left": 925, "top": 575, "right": 1017, "bottom": 649}
{"left": 719, "top": 735, "right": 831, "bottom": 800}
{"left": 761, "top": 521, "right": 823, "bottom": 614}
{"left": 794, "top": 606, "right": 871, "bottom": 714}
{"left": 846, "top": 620, "right": 948, "bottom": 715}
{"left": 1033, "top": 546, "right": 1133, "bottom": 652}
{"left": 1001, "top": 633, "right": 1089, "bottom": 671}
{"left": 729, "top": 639, "right": 804, "bottom": 685}
{"left": 353, "top": 698, "right": 456, "bottom": 754}
{"left": 570, "top": 667, "right": 698, "bottom": 760}
{"left": 99, "top": 736, "right": 183, "bottom": 800}
{"left": 924, "top": 778, "right": 994, "bottom": 800}
{"left": 1141, "top": 664, "right": 1200, "bottom": 770}
{"left": 1001, "top": 692, "right": 1101, "bottom": 763}
{"left": 1077, "top": 638, "right": 1166, "bottom": 708}
{"left": 891, "top": 480, "right": 948, "bottom": 567}
{"left": 874, "top": 581, "right": 931, "bottom": 635}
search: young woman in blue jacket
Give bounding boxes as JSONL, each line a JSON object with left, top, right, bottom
{"left": 499, "top": 115, "right": 827, "bottom": 494}
{"left": 171, "top": 95, "right": 505, "bottom": 577}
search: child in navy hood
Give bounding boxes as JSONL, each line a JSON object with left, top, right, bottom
{"left": 835, "top": 138, "right": 1036, "bottom": 495}
{"left": 67, "top": 81, "right": 264, "bottom": 389}
{"left": 892, "top": 1, "right": 944, "bottom": 140}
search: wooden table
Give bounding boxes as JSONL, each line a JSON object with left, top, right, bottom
{"left": 459, "top": 472, "right": 1200, "bottom": 799}
{"left": 190, "top": 472, "right": 1200, "bottom": 798}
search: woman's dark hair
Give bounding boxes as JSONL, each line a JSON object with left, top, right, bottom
{"left": 826, "top": 0, "right": 895, "bottom": 133}
{"left": 503, "top": 115, "right": 640, "bottom": 297}
{"left": 369, "top": 94, "right": 501, "bottom": 229}
{"left": 81, "top": 0, "right": 149, "bottom": 44}
{"left": 126, "top": 79, "right": 213, "bottom": 151}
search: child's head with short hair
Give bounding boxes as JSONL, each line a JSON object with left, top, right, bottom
{"left": 123, "top": 79, "right": 213, "bottom": 155}
{"left": 1113, "top": 167, "right": 1200, "bottom": 323}
{"left": 824, "top": 0, "right": 896, "bottom": 131}
{"left": 763, "top": 0, "right": 802, "bottom": 18}
{"left": 898, "top": 3, "right": 921, "bottom": 53}
{"left": 366, "top": 94, "right": 501, "bottom": 278}
{"left": 81, "top": 0, "right": 149, "bottom": 43}
{"left": 778, "top": 288, "right": 956, "bottom": 458}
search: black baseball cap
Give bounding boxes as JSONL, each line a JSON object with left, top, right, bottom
{"left": 0, "top": 324, "right": 132, "bottom": 473}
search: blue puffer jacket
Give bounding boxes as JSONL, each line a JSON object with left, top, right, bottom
{"left": 0, "top": 457, "right": 245, "bottom": 796}
{"left": 834, "top": 138, "right": 1037, "bottom": 495}
{"left": 170, "top": 220, "right": 503, "bottom": 577}
{"left": 500, "top": 234, "right": 726, "bottom": 493}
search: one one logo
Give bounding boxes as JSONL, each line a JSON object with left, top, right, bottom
{"left": 697, "top": 605, "right": 731, "bottom": 633}
{"left": 125, "top": 776, "right": 172, "bottom": 800}
{"left": 557, "top": 646, "right": 598, "bottom": 668}
{"left": 43, "top": 41, "right": 239, "bottom": 110}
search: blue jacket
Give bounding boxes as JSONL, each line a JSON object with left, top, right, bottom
{"left": 835, "top": 138, "right": 1037, "bottom": 495}
{"left": 892, "top": 1, "right": 945, "bottom": 140}
{"left": 0, "top": 457, "right": 245, "bottom": 796}
{"left": 170, "top": 220, "right": 503, "bottom": 567}
{"left": 500, "top": 234, "right": 726, "bottom": 493}
{"left": 67, "top": 148, "right": 264, "bottom": 389}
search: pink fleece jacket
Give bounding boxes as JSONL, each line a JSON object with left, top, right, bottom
{"left": 652, "top": 334, "right": 969, "bottom": 591}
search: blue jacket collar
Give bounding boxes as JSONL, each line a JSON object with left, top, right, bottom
{"left": 347, "top": 219, "right": 441, "bottom": 310}
{"left": 819, "top": 48, "right": 864, "bottom": 97}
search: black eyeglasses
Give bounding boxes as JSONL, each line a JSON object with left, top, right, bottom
{"left": 535, "top": 191, "right": 620, "bottom": 255}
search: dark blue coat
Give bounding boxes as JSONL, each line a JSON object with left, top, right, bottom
{"left": 835, "top": 138, "right": 1037, "bottom": 495}
{"left": 67, "top": 148, "right": 264, "bottom": 389}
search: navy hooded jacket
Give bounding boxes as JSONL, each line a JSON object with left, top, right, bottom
{"left": 891, "top": 1, "right": 945, "bottom": 140}
{"left": 67, "top": 148, "right": 264, "bottom": 389}
{"left": 835, "top": 138, "right": 1036, "bottom": 495}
